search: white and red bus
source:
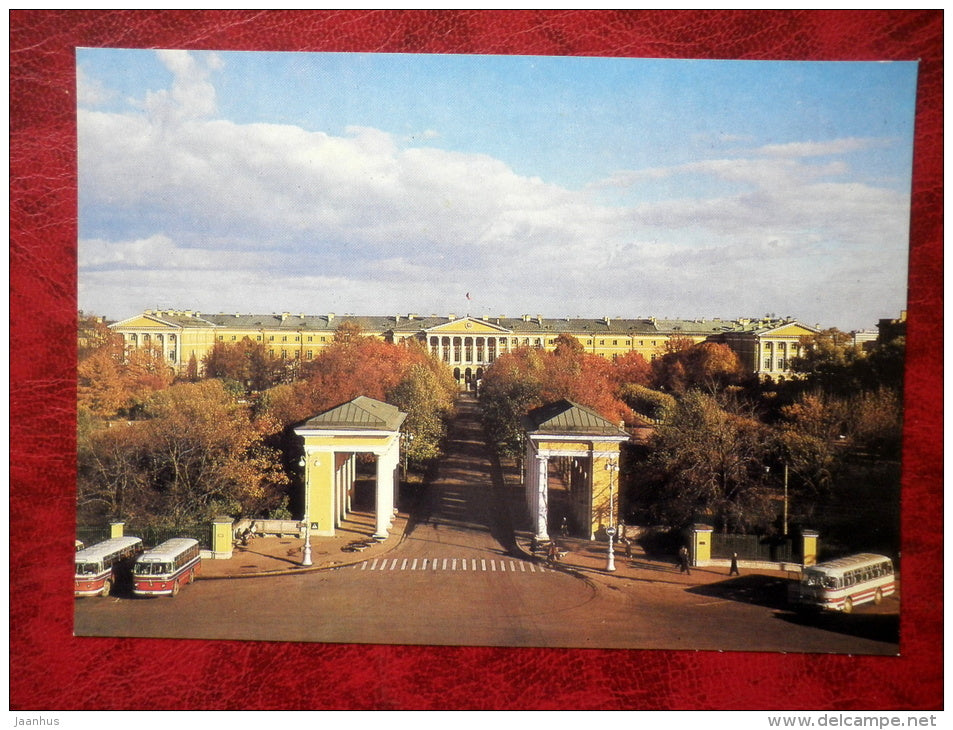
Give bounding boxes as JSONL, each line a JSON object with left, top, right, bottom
{"left": 132, "top": 538, "right": 202, "bottom": 597}
{"left": 792, "top": 553, "right": 896, "bottom": 613}
{"left": 74, "top": 536, "right": 144, "bottom": 597}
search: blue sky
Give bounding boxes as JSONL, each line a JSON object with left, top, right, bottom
{"left": 77, "top": 49, "right": 918, "bottom": 330}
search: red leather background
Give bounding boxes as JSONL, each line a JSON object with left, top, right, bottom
{"left": 9, "top": 10, "right": 942, "bottom": 711}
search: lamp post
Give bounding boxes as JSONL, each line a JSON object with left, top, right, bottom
{"left": 604, "top": 460, "right": 618, "bottom": 572}
{"left": 298, "top": 456, "right": 313, "bottom": 567}
{"left": 401, "top": 432, "right": 415, "bottom": 480}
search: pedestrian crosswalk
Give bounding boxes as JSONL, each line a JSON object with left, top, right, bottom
{"left": 348, "top": 556, "right": 556, "bottom": 574}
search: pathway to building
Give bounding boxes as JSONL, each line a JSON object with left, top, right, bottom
{"left": 401, "top": 391, "right": 521, "bottom": 559}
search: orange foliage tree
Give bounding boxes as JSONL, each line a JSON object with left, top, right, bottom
{"left": 78, "top": 315, "right": 173, "bottom": 420}
{"left": 652, "top": 339, "right": 744, "bottom": 394}
{"left": 480, "top": 335, "right": 646, "bottom": 454}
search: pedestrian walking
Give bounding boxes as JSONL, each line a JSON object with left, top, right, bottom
{"left": 678, "top": 545, "right": 691, "bottom": 575}
{"left": 559, "top": 517, "right": 569, "bottom": 537}
{"left": 729, "top": 552, "right": 740, "bottom": 576}
{"left": 547, "top": 540, "right": 560, "bottom": 566}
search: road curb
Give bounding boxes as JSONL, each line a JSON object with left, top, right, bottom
{"left": 199, "top": 523, "right": 409, "bottom": 581}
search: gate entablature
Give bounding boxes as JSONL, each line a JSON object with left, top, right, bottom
{"left": 294, "top": 396, "right": 406, "bottom": 539}
{"left": 522, "top": 400, "right": 629, "bottom": 541}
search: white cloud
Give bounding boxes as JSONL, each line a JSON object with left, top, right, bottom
{"left": 76, "top": 66, "right": 113, "bottom": 107}
{"left": 77, "top": 51, "right": 910, "bottom": 330}
{"left": 753, "top": 137, "right": 885, "bottom": 158}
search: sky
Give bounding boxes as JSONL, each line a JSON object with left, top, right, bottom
{"left": 77, "top": 49, "right": 918, "bottom": 331}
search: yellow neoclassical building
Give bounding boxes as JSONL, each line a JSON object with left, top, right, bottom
{"left": 110, "top": 309, "right": 820, "bottom": 385}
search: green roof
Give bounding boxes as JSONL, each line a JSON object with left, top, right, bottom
{"left": 522, "top": 399, "right": 627, "bottom": 437}
{"left": 297, "top": 396, "right": 406, "bottom": 432}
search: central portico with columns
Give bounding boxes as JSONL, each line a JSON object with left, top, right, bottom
{"left": 293, "top": 396, "right": 406, "bottom": 539}
{"left": 522, "top": 400, "right": 630, "bottom": 541}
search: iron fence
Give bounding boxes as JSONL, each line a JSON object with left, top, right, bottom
{"left": 78, "top": 524, "right": 213, "bottom": 550}
{"left": 711, "top": 532, "right": 793, "bottom": 563}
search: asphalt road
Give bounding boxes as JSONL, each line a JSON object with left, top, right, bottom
{"left": 74, "top": 395, "right": 899, "bottom": 654}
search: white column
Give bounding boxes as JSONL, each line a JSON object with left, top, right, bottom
{"left": 345, "top": 454, "right": 354, "bottom": 513}
{"left": 535, "top": 454, "right": 550, "bottom": 541}
{"left": 334, "top": 456, "right": 343, "bottom": 528}
{"left": 524, "top": 438, "right": 536, "bottom": 520}
{"left": 374, "top": 442, "right": 400, "bottom": 539}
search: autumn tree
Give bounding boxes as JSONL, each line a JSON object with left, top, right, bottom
{"left": 78, "top": 313, "right": 115, "bottom": 361}
{"left": 139, "top": 380, "right": 289, "bottom": 525}
{"left": 618, "top": 383, "right": 675, "bottom": 422}
{"left": 257, "top": 333, "right": 458, "bottom": 470}
{"left": 77, "top": 338, "right": 129, "bottom": 419}
{"left": 789, "top": 328, "right": 865, "bottom": 393}
{"left": 203, "top": 337, "right": 281, "bottom": 391}
{"left": 78, "top": 379, "right": 289, "bottom": 526}
{"left": 613, "top": 350, "right": 652, "bottom": 389}
{"left": 387, "top": 362, "right": 458, "bottom": 466}
{"left": 651, "top": 339, "right": 744, "bottom": 394}
{"left": 480, "top": 342, "right": 636, "bottom": 455}
{"left": 77, "top": 415, "right": 151, "bottom": 524}
{"left": 124, "top": 344, "right": 175, "bottom": 411}
{"left": 682, "top": 342, "right": 746, "bottom": 393}
{"left": 78, "top": 317, "right": 172, "bottom": 419}
{"left": 641, "top": 391, "right": 774, "bottom": 532}
{"left": 775, "top": 393, "right": 844, "bottom": 501}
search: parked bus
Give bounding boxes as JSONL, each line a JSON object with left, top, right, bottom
{"left": 74, "top": 536, "right": 144, "bottom": 597}
{"left": 792, "top": 553, "right": 896, "bottom": 613}
{"left": 132, "top": 538, "right": 202, "bottom": 597}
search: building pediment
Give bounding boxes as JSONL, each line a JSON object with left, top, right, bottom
{"left": 760, "top": 322, "right": 820, "bottom": 338}
{"left": 110, "top": 314, "right": 182, "bottom": 330}
{"left": 422, "top": 317, "right": 513, "bottom": 335}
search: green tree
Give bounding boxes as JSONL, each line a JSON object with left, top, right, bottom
{"left": 644, "top": 391, "right": 774, "bottom": 532}
{"left": 388, "top": 363, "right": 457, "bottom": 466}
{"left": 789, "top": 328, "right": 865, "bottom": 393}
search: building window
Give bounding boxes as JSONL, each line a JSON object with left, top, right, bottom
{"left": 306, "top": 350, "right": 313, "bottom": 359}
{"left": 307, "top": 336, "right": 312, "bottom": 343}
{"left": 269, "top": 336, "right": 274, "bottom": 341}
{"left": 612, "top": 340, "right": 618, "bottom": 346}
{"left": 231, "top": 336, "right": 236, "bottom": 341}
{"left": 282, "top": 336, "right": 287, "bottom": 342}
{"left": 764, "top": 357, "right": 772, "bottom": 370}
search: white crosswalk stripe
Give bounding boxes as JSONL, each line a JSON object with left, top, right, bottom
{"left": 350, "top": 558, "right": 552, "bottom": 574}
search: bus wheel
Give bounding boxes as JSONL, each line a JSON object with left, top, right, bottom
{"left": 874, "top": 588, "right": 883, "bottom": 605}
{"left": 170, "top": 581, "right": 180, "bottom": 597}
{"left": 843, "top": 596, "right": 853, "bottom": 614}
{"left": 101, "top": 579, "right": 111, "bottom": 597}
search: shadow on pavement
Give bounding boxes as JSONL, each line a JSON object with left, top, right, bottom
{"left": 775, "top": 605, "right": 900, "bottom": 645}
{"left": 687, "top": 574, "right": 794, "bottom": 610}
